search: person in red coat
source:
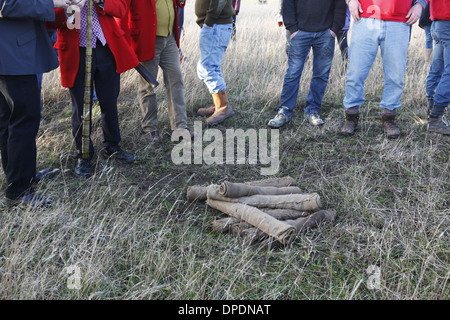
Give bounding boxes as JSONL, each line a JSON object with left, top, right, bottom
{"left": 52, "top": 0, "right": 139, "bottom": 177}
{"left": 118, "top": 0, "right": 189, "bottom": 146}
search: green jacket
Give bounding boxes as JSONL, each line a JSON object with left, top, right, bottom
{"left": 195, "top": 0, "right": 235, "bottom": 27}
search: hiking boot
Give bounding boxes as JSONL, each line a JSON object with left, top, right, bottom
{"left": 103, "top": 145, "right": 135, "bottom": 163}
{"left": 305, "top": 113, "right": 324, "bottom": 126}
{"left": 74, "top": 158, "right": 91, "bottom": 178}
{"left": 206, "top": 90, "right": 235, "bottom": 126}
{"left": 143, "top": 130, "right": 160, "bottom": 148}
{"left": 197, "top": 105, "right": 215, "bottom": 117}
{"left": 267, "top": 110, "right": 289, "bottom": 128}
{"left": 427, "top": 116, "right": 450, "bottom": 135}
{"left": 382, "top": 114, "right": 400, "bottom": 139}
{"left": 340, "top": 112, "right": 359, "bottom": 136}
{"left": 6, "top": 189, "right": 52, "bottom": 208}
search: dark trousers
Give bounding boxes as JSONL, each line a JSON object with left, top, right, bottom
{"left": 70, "top": 42, "right": 121, "bottom": 159}
{"left": 0, "top": 75, "right": 40, "bottom": 198}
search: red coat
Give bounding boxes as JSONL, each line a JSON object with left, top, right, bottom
{"left": 52, "top": 1, "right": 139, "bottom": 88}
{"left": 117, "top": 0, "right": 185, "bottom": 62}
{"left": 359, "top": 0, "right": 420, "bottom": 22}
{"left": 430, "top": 0, "right": 450, "bottom": 20}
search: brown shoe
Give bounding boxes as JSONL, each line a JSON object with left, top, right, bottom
{"left": 382, "top": 114, "right": 400, "bottom": 139}
{"left": 197, "top": 105, "right": 215, "bottom": 117}
{"left": 206, "top": 90, "right": 235, "bottom": 126}
{"left": 340, "top": 112, "right": 359, "bottom": 136}
{"left": 427, "top": 116, "right": 450, "bottom": 135}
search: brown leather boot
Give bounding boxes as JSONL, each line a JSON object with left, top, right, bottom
{"left": 206, "top": 90, "right": 235, "bottom": 126}
{"left": 197, "top": 105, "right": 215, "bottom": 117}
{"left": 340, "top": 112, "right": 359, "bottom": 136}
{"left": 382, "top": 114, "right": 400, "bottom": 139}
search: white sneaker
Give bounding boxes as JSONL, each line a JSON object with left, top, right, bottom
{"left": 268, "top": 111, "right": 289, "bottom": 128}
{"left": 305, "top": 113, "right": 324, "bottom": 126}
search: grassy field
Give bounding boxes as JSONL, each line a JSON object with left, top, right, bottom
{"left": 0, "top": 1, "right": 448, "bottom": 300}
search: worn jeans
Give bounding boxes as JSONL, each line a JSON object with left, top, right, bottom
{"left": 426, "top": 37, "right": 444, "bottom": 100}
{"left": 344, "top": 18, "right": 410, "bottom": 111}
{"left": 278, "top": 29, "right": 335, "bottom": 119}
{"left": 139, "top": 34, "right": 187, "bottom": 133}
{"left": 431, "top": 20, "right": 450, "bottom": 110}
{"left": 197, "top": 23, "right": 233, "bottom": 94}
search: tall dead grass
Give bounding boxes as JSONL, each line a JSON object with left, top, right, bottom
{"left": 0, "top": 1, "right": 448, "bottom": 300}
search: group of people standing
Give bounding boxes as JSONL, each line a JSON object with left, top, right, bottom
{"left": 269, "top": 0, "right": 449, "bottom": 140}
{"left": 0, "top": 0, "right": 448, "bottom": 208}
{"left": 0, "top": 0, "right": 238, "bottom": 207}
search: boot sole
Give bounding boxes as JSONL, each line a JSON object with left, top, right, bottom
{"left": 206, "top": 111, "right": 235, "bottom": 126}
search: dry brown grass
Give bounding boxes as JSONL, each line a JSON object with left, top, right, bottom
{"left": 0, "top": 1, "right": 448, "bottom": 300}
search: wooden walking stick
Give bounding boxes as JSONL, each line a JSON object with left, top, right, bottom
{"left": 82, "top": 0, "right": 93, "bottom": 159}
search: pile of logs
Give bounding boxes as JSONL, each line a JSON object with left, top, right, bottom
{"left": 186, "top": 176, "right": 336, "bottom": 246}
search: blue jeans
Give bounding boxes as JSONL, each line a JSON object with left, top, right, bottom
{"left": 197, "top": 23, "right": 233, "bottom": 94}
{"left": 426, "top": 37, "right": 444, "bottom": 100}
{"left": 278, "top": 29, "right": 335, "bottom": 118}
{"left": 424, "top": 25, "right": 433, "bottom": 50}
{"left": 344, "top": 18, "right": 410, "bottom": 111}
{"left": 431, "top": 20, "right": 450, "bottom": 109}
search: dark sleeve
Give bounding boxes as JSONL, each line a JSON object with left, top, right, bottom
{"left": 282, "top": 0, "right": 298, "bottom": 34}
{"left": 331, "top": 0, "right": 346, "bottom": 35}
{"left": 0, "top": 0, "right": 55, "bottom": 21}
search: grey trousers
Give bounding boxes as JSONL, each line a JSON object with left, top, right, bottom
{"left": 138, "top": 34, "right": 187, "bottom": 133}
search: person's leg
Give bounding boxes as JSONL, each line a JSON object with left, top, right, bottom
{"left": 426, "top": 39, "right": 445, "bottom": 102}
{"left": 379, "top": 20, "right": 410, "bottom": 112}
{"left": 159, "top": 35, "right": 188, "bottom": 131}
{"left": 428, "top": 20, "right": 450, "bottom": 134}
{"left": 341, "top": 18, "right": 380, "bottom": 136}
{"left": 197, "top": 24, "right": 232, "bottom": 94}
{"left": 93, "top": 43, "right": 121, "bottom": 149}
{"left": 424, "top": 25, "right": 433, "bottom": 63}
{"left": 139, "top": 38, "right": 163, "bottom": 135}
{"left": 277, "top": 30, "right": 314, "bottom": 119}
{"left": 0, "top": 75, "right": 40, "bottom": 198}
{"left": 304, "top": 29, "right": 335, "bottom": 116}
{"left": 337, "top": 30, "right": 349, "bottom": 61}
{"left": 343, "top": 18, "right": 381, "bottom": 110}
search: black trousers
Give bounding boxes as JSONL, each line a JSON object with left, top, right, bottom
{"left": 70, "top": 42, "right": 121, "bottom": 160}
{"left": 0, "top": 75, "right": 40, "bottom": 198}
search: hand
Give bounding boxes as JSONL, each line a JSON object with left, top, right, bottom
{"left": 71, "top": 0, "right": 86, "bottom": 9}
{"left": 405, "top": 3, "right": 423, "bottom": 25}
{"left": 53, "top": 0, "right": 71, "bottom": 8}
{"left": 330, "top": 30, "right": 336, "bottom": 38}
{"left": 348, "top": 0, "right": 363, "bottom": 22}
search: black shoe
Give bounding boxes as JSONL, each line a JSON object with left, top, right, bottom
{"left": 103, "top": 145, "right": 135, "bottom": 163}
{"left": 74, "top": 158, "right": 91, "bottom": 178}
{"left": 34, "top": 168, "right": 60, "bottom": 184}
{"left": 6, "top": 189, "right": 52, "bottom": 208}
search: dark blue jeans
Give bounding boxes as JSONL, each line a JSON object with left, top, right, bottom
{"left": 278, "top": 29, "right": 335, "bottom": 119}
{"left": 431, "top": 20, "right": 450, "bottom": 109}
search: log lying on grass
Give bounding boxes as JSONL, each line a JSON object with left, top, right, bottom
{"left": 218, "top": 181, "right": 302, "bottom": 198}
{"left": 284, "top": 209, "right": 337, "bottom": 233}
{"left": 206, "top": 199, "right": 297, "bottom": 245}
{"left": 207, "top": 185, "right": 321, "bottom": 212}
{"left": 186, "top": 176, "right": 297, "bottom": 202}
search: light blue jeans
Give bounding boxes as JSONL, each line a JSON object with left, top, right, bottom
{"left": 431, "top": 20, "right": 450, "bottom": 109}
{"left": 197, "top": 23, "right": 233, "bottom": 94}
{"left": 344, "top": 18, "right": 411, "bottom": 111}
{"left": 278, "top": 29, "right": 335, "bottom": 118}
